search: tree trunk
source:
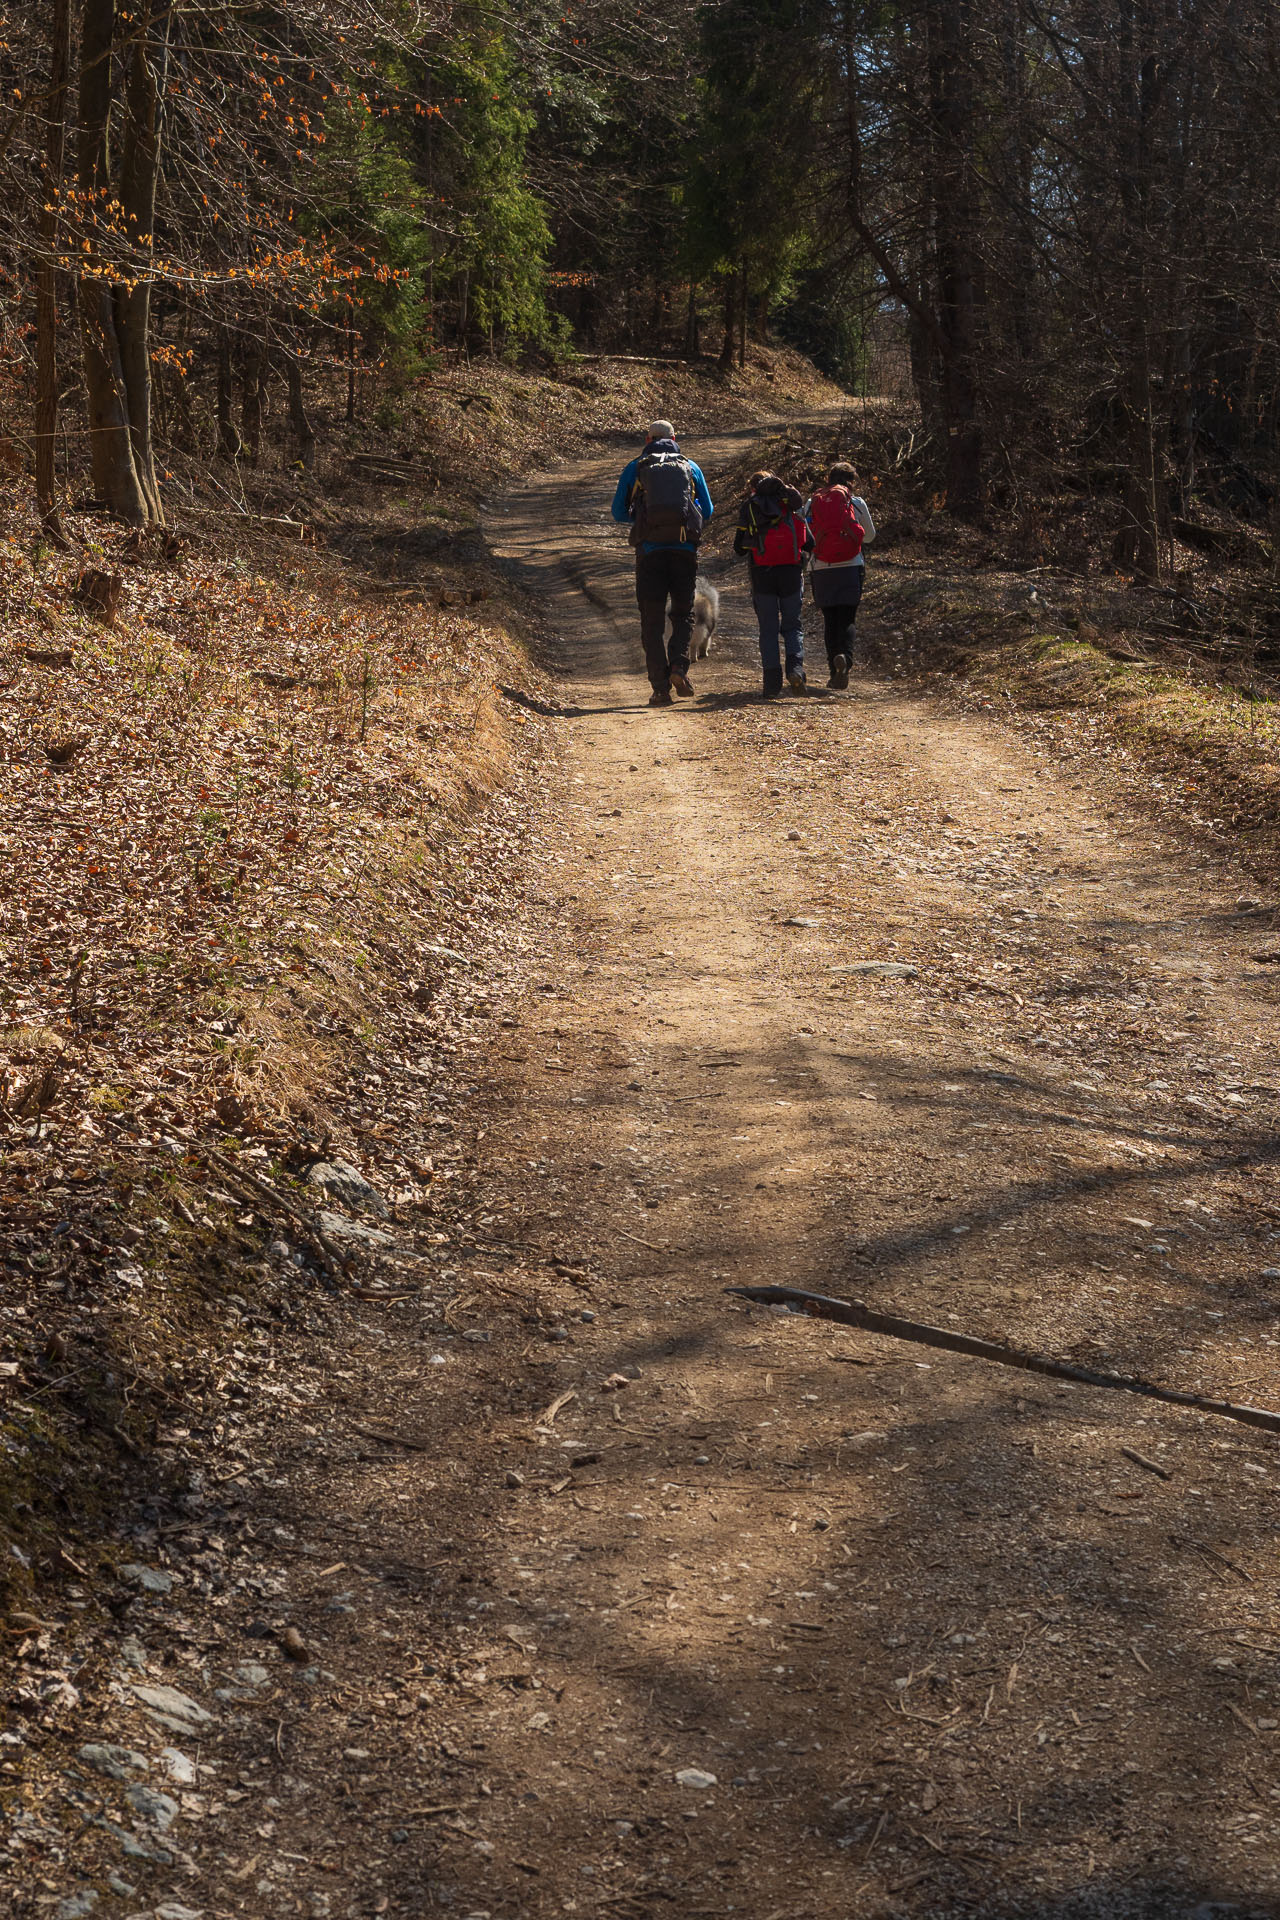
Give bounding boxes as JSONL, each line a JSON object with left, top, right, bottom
{"left": 927, "top": 0, "right": 984, "bottom": 518}
{"left": 77, "top": 0, "right": 166, "bottom": 524}
{"left": 35, "top": 0, "right": 71, "bottom": 538}
{"left": 115, "top": 0, "right": 170, "bottom": 524}
{"left": 737, "top": 262, "right": 748, "bottom": 369}
{"left": 78, "top": 0, "right": 149, "bottom": 523}
{"left": 241, "top": 339, "right": 264, "bottom": 466}
{"left": 284, "top": 351, "right": 316, "bottom": 469}
{"left": 215, "top": 331, "right": 240, "bottom": 460}
{"left": 718, "top": 273, "right": 736, "bottom": 368}
{"left": 996, "top": 0, "right": 1036, "bottom": 367}
{"left": 684, "top": 281, "right": 699, "bottom": 359}
{"left": 1109, "top": 9, "right": 1163, "bottom": 577}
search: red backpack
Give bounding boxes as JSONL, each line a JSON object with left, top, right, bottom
{"left": 809, "top": 484, "right": 865, "bottom": 563}
{"left": 754, "top": 510, "right": 804, "bottom": 567}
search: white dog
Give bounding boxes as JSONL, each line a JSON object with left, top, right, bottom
{"left": 676, "top": 575, "right": 719, "bottom": 660}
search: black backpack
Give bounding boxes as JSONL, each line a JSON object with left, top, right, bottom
{"left": 630, "top": 445, "right": 703, "bottom": 548}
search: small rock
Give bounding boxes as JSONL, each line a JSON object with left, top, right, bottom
{"left": 782, "top": 916, "right": 820, "bottom": 928}
{"left": 160, "top": 1747, "right": 196, "bottom": 1785}
{"left": 281, "top": 1626, "right": 310, "bottom": 1664}
{"left": 547, "top": 1327, "right": 570, "bottom": 1343}
{"left": 693, "top": 1455, "right": 710, "bottom": 1467}
{"left": 786, "top": 830, "right": 802, "bottom": 843}
{"left": 121, "top": 1563, "right": 174, "bottom": 1594}
{"left": 317, "top": 1210, "right": 395, "bottom": 1249}
{"left": 343, "top": 1747, "right": 371, "bottom": 1761}
{"left": 306, "top": 1159, "right": 389, "bottom": 1218}
{"left": 505, "top": 1470, "right": 525, "bottom": 1489}
{"left": 131, "top": 1683, "right": 213, "bottom": 1733}
{"left": 844, "top": 1430, "right": 888, "bottom": 1450}
{"left": 831, "top": 960, "right": 918, "bottom": 979}
{"left": 600, "top": 1372, "right": 630, "bottom": 1392}
{"left": 234, "top": 1662, "right": 271, "bottom": 1688}
{"left": 1262, "top": 1269, "right": 1280, "bottom": 1281}
{"left": 56, "top": 1893, "right": 98, "bottom": 1920}
{"left": 119, "top": 1636, "right": 148, "bottom": 1672}
{"left": 675, "top": 1767, "right": 717, "bottom": 1790}
{"left": 580, "top": 1310, "right": 596, "bottom": 1323}
{"left": 154, "top": 1904, "right": 205, "bottom": 1920}
{"left": 588, "top": 1159, "right": 605, "bottom": 1170}
{"left": 79, "top": 1742, "right": 150, "bottom": 1782}
{"left": 125, "top": 1782, "right": 180, "bottom": 1830}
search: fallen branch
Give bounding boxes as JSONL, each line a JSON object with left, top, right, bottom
{"left": 726, "top": 1284, "right": 1280, "bottom": 1436}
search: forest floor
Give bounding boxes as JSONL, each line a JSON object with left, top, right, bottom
{"left": 8, "top": 394, "right": 1280, "bottom": 1920}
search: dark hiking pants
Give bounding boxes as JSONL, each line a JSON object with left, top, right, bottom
{"left": 635, "top": 548, "right": 697, "bottom": 691}
{"left": 819, "top": 570, "right": 864, "bottom": 665}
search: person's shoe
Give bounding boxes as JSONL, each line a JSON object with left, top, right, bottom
{"left": 762, "top": 684, "right": 782, "bottom": 700}
{"left": 786, "top": 666, "right": 807, "bottom": 693}
{"left": 669, "top": 668, "right": 695, "bottom": 698}
{"left": 828, "top": 653, "right": 850, "bottom": 690}
{"left": 648, "top": 687, "right": 673, "bottom": 707}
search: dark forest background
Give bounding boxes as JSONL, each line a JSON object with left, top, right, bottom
{"left": 3, "top": 0, "right": 1278, "bottom": 578}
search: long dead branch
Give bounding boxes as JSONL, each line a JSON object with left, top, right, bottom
{"left": 726, "top": 1285, "right": 1280, "bottom": 1438}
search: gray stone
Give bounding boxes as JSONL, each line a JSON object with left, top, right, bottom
{"left": 125, "top": 1782, "right": 180, "bottom": 1830}
{"left": 159, "top": 1747, "right": 196, "bottom": 1785}
{"left": 120, "top": 1636, "right": 148, "bottom": 1672}
{"left": 307, "top": 1159, "right": 389, "bottom": 1218}
{"left": 131, "top": 1683, "right": 213, "bottom": 1733}
{"left": 317, "top": 1209, "right": 396, "bottom": 1249}
{"left": 154, "top": 1902, "right": 205, "bottom": 1919}
{"left": 121, "top": 1563, "right": 175, "bottom": 1594}
{"left": 79, "top": 1742, "right": 150, "bottom": 1783}
{"left": 674, "top": 1767, "right": 717, "bottom": 1789}
{"left": 831, "top": 961, "right": 919, "bottom": 979}
{"left": 56, "top": 1891, "right": 98, "bottom": 1918}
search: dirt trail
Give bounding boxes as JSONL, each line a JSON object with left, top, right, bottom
{"left": 45, "top": 423, "right": 1280, "bottom": 1920}
{"left": 472, "top": 424, "right": 1280, "bottom": 1917}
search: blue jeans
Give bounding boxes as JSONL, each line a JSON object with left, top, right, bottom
{"left": 754, "top": 588, "right": 804, "bottom": 676}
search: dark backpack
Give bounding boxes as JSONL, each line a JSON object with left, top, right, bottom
{"left": 630, "top": 445, "right": 703, "bottom": 548}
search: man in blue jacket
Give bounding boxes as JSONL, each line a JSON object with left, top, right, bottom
{"left": 611, "top": 421, "right": 714, "bottom": 706}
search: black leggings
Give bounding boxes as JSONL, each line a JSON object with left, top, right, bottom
{"left": 819, "top": 570, "right": 863, "bottom": 661}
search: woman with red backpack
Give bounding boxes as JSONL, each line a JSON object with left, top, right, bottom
{"left": 804, "top": 461, "right": 876, "bottom": 689}
{"left": 733, "top": 471, "right": 815, "bottom": 699}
